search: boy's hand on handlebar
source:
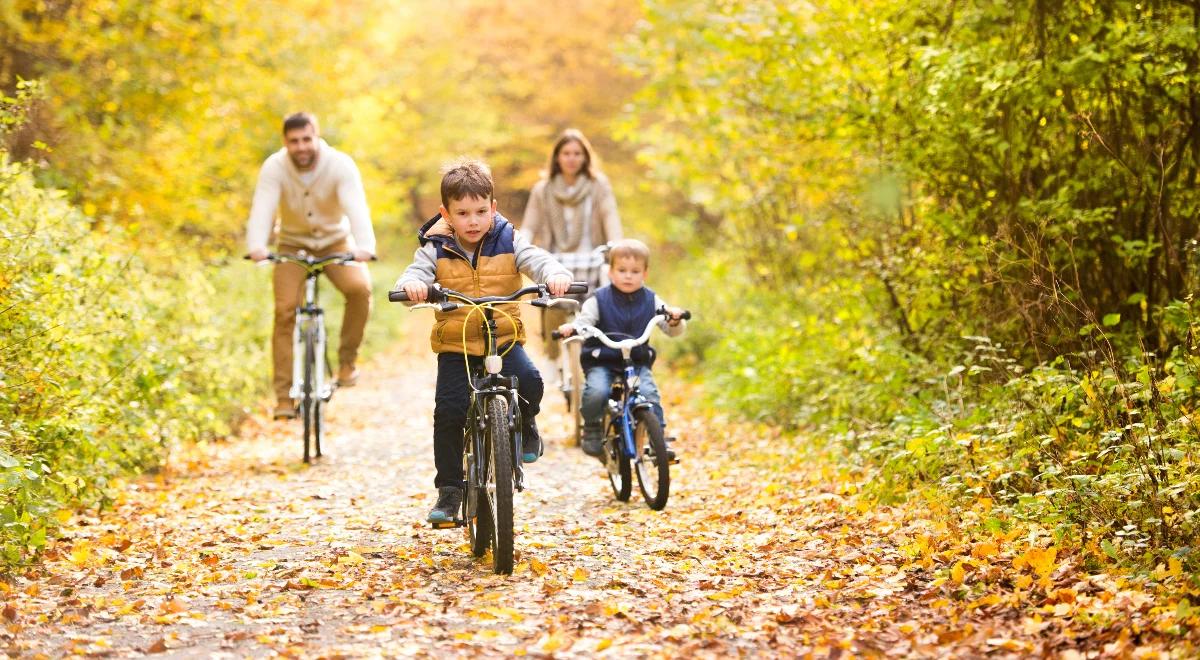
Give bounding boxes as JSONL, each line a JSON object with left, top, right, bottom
{"left": 402, "top": 281, "right": 429, "bottom": 302}
{"left": 556, "top": 323, "right": 576, "bottom": 338}
{"left": 248, "top": 248, "right": 270, "bottom": 262}
{"left": 545, "top": 274, "right": 572, "bottom": 297}
{"left": 352, "top": 249, "right": 376, "bottom": 262}
{"left": 665, "top": 306, "right": 686, "bottom": 326}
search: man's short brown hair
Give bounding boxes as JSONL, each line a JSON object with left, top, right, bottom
{"left": 608, "top": 238, "right": 651, "bottom": 268}
{"left": 440, "top": 158, "right": 494, "bottom": 209}
{"left": 282, "top": 112, "right": 318, "bottom": 135}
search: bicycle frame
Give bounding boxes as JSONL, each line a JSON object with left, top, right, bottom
{"left": 610, "top": 361, "right": 656, "bottom": 464}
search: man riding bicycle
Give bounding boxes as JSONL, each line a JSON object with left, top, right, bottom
{"left": 245, "top": 112, "right": 377, "bottom": 419}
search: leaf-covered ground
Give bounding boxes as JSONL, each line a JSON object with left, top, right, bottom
{"left": 5, "top": 340, "right": 1197, "bottom": 657}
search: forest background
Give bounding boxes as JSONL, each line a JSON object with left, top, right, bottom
{"left": 3, "top": 0, "right": 1200, "bottom": 586}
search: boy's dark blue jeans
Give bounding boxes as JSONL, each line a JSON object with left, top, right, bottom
{"left": 432, "top": 343, "right": 542, "bottom": 489}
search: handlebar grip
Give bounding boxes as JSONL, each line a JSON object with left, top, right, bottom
{"left": 681, "top": 310, "right": 692, "bottom": 320}
{"left": 388, "top": 290, "right": 409, "bottom": 302}
{"left": 566, "top": 282, "right": 588, "bottom": 294}
{"left": 551, "top": 330, "right": 563, "bottom": 340}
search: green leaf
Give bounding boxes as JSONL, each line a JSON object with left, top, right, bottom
{"left": 1102, "top": 313, "right": 1121, "bottom": 327}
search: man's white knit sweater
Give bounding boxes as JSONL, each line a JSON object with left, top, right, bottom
{"left": 245, "top": 139, "right": 376, "bottom": 254}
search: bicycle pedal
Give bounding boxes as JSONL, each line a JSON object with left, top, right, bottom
{"left": 430, "top": 519, "right": 465, "bottom": 530}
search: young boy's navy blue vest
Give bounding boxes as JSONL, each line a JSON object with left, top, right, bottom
{"left": 582, "top": 284, "right": 658, "bottom": 370}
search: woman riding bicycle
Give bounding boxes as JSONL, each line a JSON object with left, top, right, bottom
{"left": 521, "top": 129, "right": 624, "bottom": 361}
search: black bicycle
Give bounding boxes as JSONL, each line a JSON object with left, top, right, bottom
{"left": 250, "top": 252, "right": 357, "bottom": 463}
{"left": 389, "top": 281, "right": 585, "bottom": 574}
{"left": 554, "top": 307, "right": 690, "bottom": 510}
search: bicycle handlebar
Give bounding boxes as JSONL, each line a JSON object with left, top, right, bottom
{"left": 244, "top": 252, "right": 374, "bottom": 268}
{"left": 557, "top": 306, "right": 691, "bottom": 348}
{"left": 387, "top": 282, "right": 588, "bottom": 305}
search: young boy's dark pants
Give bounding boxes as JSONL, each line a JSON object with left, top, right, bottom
{"left": 432, "top": 343, "right": 542, "bottom": 489}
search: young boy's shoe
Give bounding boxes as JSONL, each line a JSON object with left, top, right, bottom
{"left": 521, "top": 419, "right": 543, "bottom": 464}
{"left": 581, "top": 424, "right": 604, "bottom": 460}
{"left": 427, "top": 486, "right": 463, "bottom": 523}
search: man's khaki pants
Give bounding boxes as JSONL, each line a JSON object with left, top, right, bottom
{"left": 272, "top": 240, "right": 372, "bottom": 403}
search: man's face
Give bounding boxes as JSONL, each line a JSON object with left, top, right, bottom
{"left": 609, "top": 255, "right": 647, "bottom": 294}
{"left": 441, "top": 195, "right": 496, "bottom": 251}
{"left": 284, "top": 124, "right": 319, "bottom": 170}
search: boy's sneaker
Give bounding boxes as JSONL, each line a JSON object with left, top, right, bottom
{"left": 663, "top": 435, "right": 677, "bottom": 462}
{"left": 521, "top": 419, "right": 543, "bottom": 464}
{"left": 427, "top": 486, "right": 462, "bottom": 523}
{"left": 581, "top": 424, "right": 604, "bottom": 459}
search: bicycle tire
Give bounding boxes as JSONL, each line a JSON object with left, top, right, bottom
{"left": 301, "top": 327, "right": 316, "bottom": 464}
{"left": 485, "top": 396, "right": 514, "bottom": 574}
{"left": 604, "top": 411, "right": 632, "bottom": 502}
{"left": 466, "top": 413, "right": 493, "bottom": 557}
{"left": 633, "top": 409, "right": 670, "bottom": 510}
{"left": 568, "top": 342, "right": 584, "bottom": 447}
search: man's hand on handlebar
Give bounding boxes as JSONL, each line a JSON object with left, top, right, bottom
{"left": 402, "top": 281, "right": 430, "bottom": 303}
{"left": 248, "top": 248, "right": 270, "bottom": 262}
{"left": 546, "top": 274, "right": 572, "bottom": 297}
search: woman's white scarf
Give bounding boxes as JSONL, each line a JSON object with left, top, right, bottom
{"left": 543, "top": 173, "right": 595, "bottom": 253}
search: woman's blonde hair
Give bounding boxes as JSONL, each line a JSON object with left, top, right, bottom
{"left": 547, "top": 128, "right": 601, "bottom": 180}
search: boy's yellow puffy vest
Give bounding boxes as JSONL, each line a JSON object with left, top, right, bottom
{"left": 421, "top": 214, "right": 525, "bottom": 355}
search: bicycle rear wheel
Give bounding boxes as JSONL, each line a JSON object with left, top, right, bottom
{"left": 633, "top": 409, "right": 670, "bottom": 510}
{"left": 485, "top": 396, "right": 514, "bottom": 574}
{"left": 301, "top": 329, "right": 316, "bottom": 464}
{"left": 604, "top": 412, "right": 632, "bottom": 502}
{"left": 465, "top": 414, "right": 493, "bottom": 557}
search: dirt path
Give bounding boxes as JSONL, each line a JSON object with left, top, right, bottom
{"left": 5, "top": 337, "right": 1189, "bottom": 657}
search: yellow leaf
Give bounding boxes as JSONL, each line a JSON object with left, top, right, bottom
{"left": 596, "top": 639, "right": 612, "bottom": 651}
{"left": 1024, "top": 547, "right": 1058, "bottom": 578}
{"left": 530, "top": 558, "right": 549, "bottom": 576}
{"left": 55, "top": 510, "right": 73, "bottom": 524}
{"left": 338, "top": 551, "right": 366, "bottom": 566}
{"left": 69, "top": 543, "right": 92, "bottom": 567}
{"left": 1015, "top": 575, "right": 1033, "bottom": 590}
{"left": 573, "top": 567, "right": 587, "bottom": 582}
{"left": 972, "top": 542, "right": 999, "bottom": 559}
{"left": 951, "top": 561, "right": 965, "bottom": 584}
{"left": 1169, "top": 557, "right": 1183, "bottom": 579}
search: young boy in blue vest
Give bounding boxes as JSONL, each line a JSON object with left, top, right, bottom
{"left": 396, "top": 159, "right": 572, "bottom": 523}
{"left": 556, "top": 238, "right": 686, "bottom": 459}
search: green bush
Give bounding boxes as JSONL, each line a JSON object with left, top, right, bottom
{"left": 0, "top": 156, "right": 269, "bottom": 565}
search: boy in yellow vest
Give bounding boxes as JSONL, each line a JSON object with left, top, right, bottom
{"left": 396, "top": 159, "right": 572, "bottom": 523}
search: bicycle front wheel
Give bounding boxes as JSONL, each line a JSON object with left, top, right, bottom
{"left": 485, "top": 396, "right": 514, "bottom": 574}
{"left": 634, "top": 409, "right": 670, "bottom": 510}
{"left": 301, "top": 328, "right": 316, "bottom": 464}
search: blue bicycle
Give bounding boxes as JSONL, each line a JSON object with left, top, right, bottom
{"left": 554, "top": 307, "right": 690, "bottom": 510}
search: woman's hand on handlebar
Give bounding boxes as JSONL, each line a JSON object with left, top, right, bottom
{"left": 351, "top": 249, "right": 376, "bottom": 262}
{"left": 402, "top": 281, "right": 429, "bottom": 302}
{"left": 247, "top": 248, "right": 270, "bottom": 262}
